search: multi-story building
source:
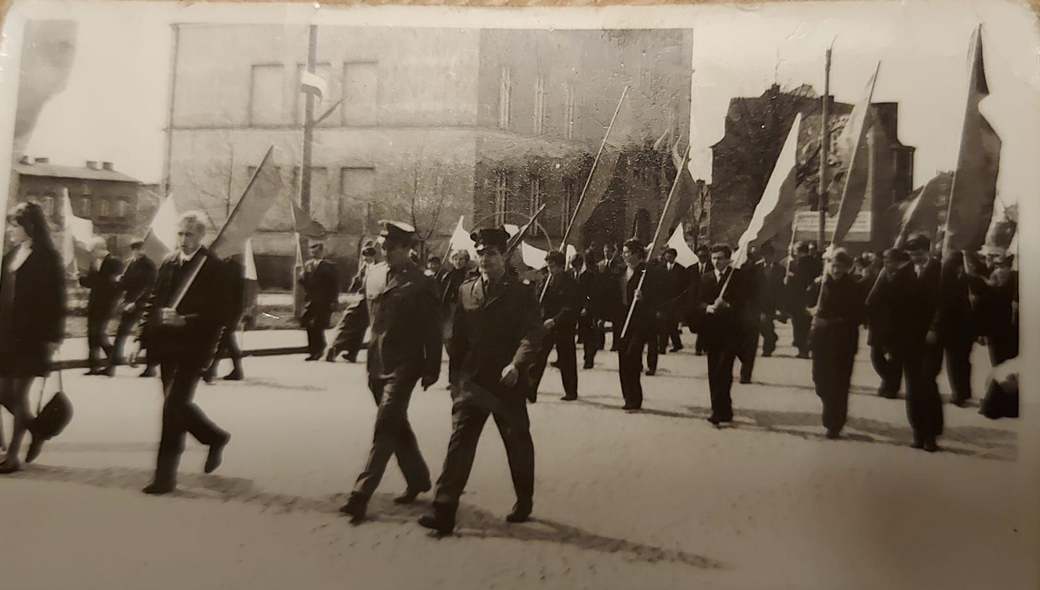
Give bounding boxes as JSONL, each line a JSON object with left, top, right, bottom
{"left": 165, "top": 25, "right": 693, "bottom": 287}
{"left": 9, "top": 155, "right": 147, "bottom": 254}
{"left": 708, "top": 84, "right": 915, "bottom": 252}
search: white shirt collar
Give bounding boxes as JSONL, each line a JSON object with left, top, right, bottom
{"left": 9, "top": 241, "right": 32, "bottom": 272}
{"left": 179, "top": 247, "right": 202, "bottom": 263}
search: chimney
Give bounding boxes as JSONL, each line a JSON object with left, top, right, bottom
{"left": 102, "top": 161, "right": 114, "bottom": 171}
{"left": 86, "top": 161, "right": 100, "bottom": 170}
{"left": 34, "top": 157, "right": 49, "bottom": 164}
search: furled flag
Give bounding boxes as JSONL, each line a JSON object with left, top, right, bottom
{"left": 447, "top": 215, "right": 477, "bottom": 258}
{"left": 665, "top": 223, "right": 698, "bottom": 267}
{"left": 653, "top": 140, "right": 697, "bottom": 259}
{"left": 243, "top": 238, "right": 258, "bottom": 281}
{"left": 831, "top": 63, "right": 881, "bottom": 247}
{"left": 945, "top": 26, "right": 1002, "bottom": 254}
{"left": 300, "top": 70, "right": 327, "bottom": 101}
{"left": 61, "top": 188, "right": 94, "bottom": 275}
{"left": 142, "top": 192, "right": 179, "bottom": 262}
{"left": 733, "top": 114, "right": 803, "bottom": 269}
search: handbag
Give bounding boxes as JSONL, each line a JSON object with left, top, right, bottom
{"left": 33, "top": 367, "right": 73, "bottom": 441}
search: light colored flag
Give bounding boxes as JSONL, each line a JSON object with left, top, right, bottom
{"left": 666, "top": 223, "right": 698, "bottom": 267}
{"left": 831, "top": 63, "right": 881, "bottom": 247}
{"left": 503, "top": 224, "right": 520, "bottom": 238}
{"left": 447, "top": 215, "right": 477, "bottom": 258}
{"left": 945, "top": 26, "right": 1002, "bottom": 254}
{"left": 243, "top": 238, "right": 258, "bottom": 281}
{"left": 142, "top": 193, "right": 179, "bottom": 261}
{"left": 300, "top": 70, "right": 327, "bottom": 101}
{"left": 286, "top": 194, "right": 305, "bottom": 269}
{"left": 733, "top": 114, "right": 803, "bottom": 269}
{"left": 521, "top": 242, "right": 576, "bottom": 270}
{"left": 61, "top": 188, "right": 94, "bottom": 274}
{"left": 654, "top": 139, "right": 698, "bottom": 256}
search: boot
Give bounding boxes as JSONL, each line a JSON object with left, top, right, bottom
{"left": 418, "top": 505, "right": 456, "bottom": 535}
{"left": 394, "top": 483, "right": 432, "bottom": 505}
{"left": 340, "top": 494, "right": 368, "bottom": 524}
{"left": 506, "top": 501, "right": 532, "bottom": 523}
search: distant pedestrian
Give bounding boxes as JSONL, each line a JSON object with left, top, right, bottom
{"left": 80, "top": 236, "right": 122, "bottom": 376}
{"left": 299, "top": 240, "right": 339, "bottom": 361}
{"left": 109, "top": 238, "right": 157, "bottom": 377}
{"left": 327, "top": 241, "right": 376, "bottom": 362}
{"left": 529, "top": 250, "right": 580, "bottom": 402}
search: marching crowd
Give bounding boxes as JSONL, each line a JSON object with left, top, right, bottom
{"left": 0, "top": 199, "right": 1021, "bottom": 536}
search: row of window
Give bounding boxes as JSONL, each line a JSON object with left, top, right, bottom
{"left": 249, "top": 61, "right": 378, "bottom": 127}
{"left": 498, "top": 66, "right": 578, "bottom": 139}
{"left": 492, "top": 171, "right": 577, "bottom": 234}
{"left": 27, "top": 194, "right": 131, "bottom": 220}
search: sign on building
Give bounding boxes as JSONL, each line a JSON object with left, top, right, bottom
{"left": 792, "top": 210, "right": 872, "bottom": 242}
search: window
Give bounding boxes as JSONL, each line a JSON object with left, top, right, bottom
{"left": 290, "top": 167, "right": 335, "bottom": 228}
{"left": 342, "top": 62, "right": 378, "bottom": 126}
{"left": 79, "top": 197, "right": 91, "bottom": 217}
{"left": 116, "top": 199, "right": 129, "bottom": 218}
{"left": 249, "top": 64, "right": 285, "bottom": 126}
{"left": 42, "top": 195, "right": 55, "bottom": 217}
{"left": 295, "top": 62, "right": 332, "bottom": 125}
{"left": 534, "top": 77, "right": 546, "bottom": 135}
{"left": 494, "top": 171, "right": 509, "bottom": 225}
{"left": 565, "top": 84, "right": 577, "bottom": 140}
{"left": 99, "top": 199, "right": 110, "bottom": 218}
{"left": 340, "top": 167, "right": 376, "bottom": 230}
{"left": 498, "top": 66, "right": 512, "bottom": 130}
{"left": 561, "top": 179, "right": 576, "bottom": 234}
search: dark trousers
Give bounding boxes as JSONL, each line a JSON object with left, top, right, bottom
{"left": 657, "top": 312, "right": 682, "bottom": 352}
{"left": 812, "top": 330, "right": 857, "bottom": 434}
{"left": 791, "top": 310, "right": 811, "bottom": 356}
{"left": 577, "top": 315, "right": 602, "bottom": 367}
{"left": 433, "top": 389, "right": 534, "bottom": 514}
{"left": 980, "top": 379, "right": 1018, "bottom": 419}
{"left": 155, "top": 353, "right": 228, "bottom": 482}
{"left": 988, "top": 331, "right": 1018, "bottom": 366}
{"left": 737, "top": 321, "right": 758, "bottom": 382}
{"left": 707, "top": 349, "right": 737, "bottom": 422}
{"left": 871, "top": 344, "right": 902, "bottom": 396}
{"left": 759, "top": 316, "right": 778, "bottom": 356}
{"left": 307, "top": 325, "right": 327, "bottom": 358}
{"left": 353, "top": 373, "right": 431, "bottom": 499}
{"left": 645, "top": 334, "right": 659, "bottom": 374}
{"left": 694, "top": 332, "right": 705, "bottom": 354}
{"left": 87, "top": 314, "right": 114, "bottom": 370}
{"left": 902, "top": 342, "right": 944, "bottom": 442}
{"left": 530, "top": 329, "right": 578, "bottom": 399}
{"left": 944, "top": 334, "right": 974, "bottom": 403}
{"left": 207, "top": 325, "right": 243, "bottom": 376}
{"left": 110, "top": 310, "right": 142, "bottom": 368}
{"left": 618, "top": 333, "right": 647, "bottom": 409}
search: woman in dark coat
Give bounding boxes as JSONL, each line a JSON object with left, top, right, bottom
{"left": 0, "top": 202, "right": 66, "bottom": 473}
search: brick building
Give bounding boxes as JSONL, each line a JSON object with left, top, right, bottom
{"left": 165, "top": 25, "right": 693, "bottom": 287}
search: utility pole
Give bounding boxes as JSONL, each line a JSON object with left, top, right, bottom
{"left": 818, "top": 48, "right": 831, "bottom": 251}
{"left": 293, "top": 24, "right": 318, "bottom": 318}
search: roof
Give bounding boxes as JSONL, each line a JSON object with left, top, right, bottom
{"left": 14, "top": 162, "right": 141, "bottom": 184}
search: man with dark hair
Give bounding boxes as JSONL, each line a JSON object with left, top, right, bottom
{"left": 689, "top": 244, "right": 713, "bottom": 355}
{"left": 866, "top": 248, "right": 913, "bottom": 399}
{"left": 529, "top": 250, "right": 580, "bottom": 402}
{"left": 901, "top": 234, "right": 943, "bottom": 452}
{"left": 81, "top": 236, "right": 122, "bottom": 376}
{"left": 571, "top": 252, "right": 601, "bottom": 369}
{"left": 658, "top": 247, "right": 687, "bottom": 354}
{"left": 340, "top": 221, "right": 442, "bottom": 524}
{"left": 109, "top": 239, "right": 157, "bottom": 377}
{"left": 786, "top": 241, "right": 818, "bottom": 359}
{"left": 613, "top": 238, "right": 660, "bottom": 411}
{"left": 694, "top": 244, "right": 749, "bottom": 425}
{"left": 300, "top": 241, "right": 339, "bottom": 361}
{"left": 131, "top": 211, "right": 232, "bottom": 495}
{"left": 419, "top": 227, "right": 544, "bottom": 535}
{"left": 809, "top": 248, "right": 866, "bottom": 438}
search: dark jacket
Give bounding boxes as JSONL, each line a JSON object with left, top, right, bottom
{"left": 659, "top": 261, "right": 689, "bottom": 313}
{"left": 138, "top": 248, "right": 231, "bottom": 359}
{"left": 595, "top": 256, "right": 625, "bottom": 323}
{"left": 300, "top": 257, "right": 339, "bottom": 328}
{"left": 573, "top": 266, "right": 598, "bottom": 317}
{"left": 809, "top": 273, "right": 866, "bottom": 353}
{"left": 449, "top": 273, "right": 545, "bottom": 394}
{"left": 80, "top": 254, "right": 123, "bottom": 320}
{"left": 439, "top": 266, "right": 472, "bottom": 307}
{"left": 537, "top": 271, "right": 581, "bottom": 333}
{"left": 785, "top": 255, "right": 820, "bottom": 313}
{"left": 0, "top": 246, "right": 66, "bottom": 351}
{"left": 340, "top": 261, "right": 441, "bottom": 382}
{"left": 117, "top": 255, "right": 157, "bottom": 312}
{"left": 906, "top": 258, "right": 942, "bottom": 342}
{"left": 614, "top": 262, "right": 663, "bottom": 339}
{"left": 865, "top": 265, "right": 915, "bottom": 348}
{"left": 693, "top": 266, "right": 749, "bottom": 352}
{"left": 756, "top": 260, "right": 786, "bottom": 318}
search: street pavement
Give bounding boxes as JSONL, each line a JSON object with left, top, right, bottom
{"left": 1, "top": 324, "right": 1034, "bottom": 590}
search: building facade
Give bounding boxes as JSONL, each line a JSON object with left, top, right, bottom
{"left": 166, "top": 25, "right": 693, "bottom": 287}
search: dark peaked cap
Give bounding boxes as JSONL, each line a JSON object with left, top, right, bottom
{"left": 471, "top": 227, "right": 509, "bottom": 254}
{"left": 378, "top": 220, "right": 416, "bottom": 246}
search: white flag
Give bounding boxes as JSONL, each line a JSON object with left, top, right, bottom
{"left": 666, "top": 223, "right": 698, "bottom": 267}
{"left": 61, "top": 188, "right": 94, "bottom": 274}
{"left": 300, "top": 70, "right": 327, "bottom": 101}
{"left": 142, "top": 193, "right": 179, "bottom": 262}
{"left": 244, "top": 238, "right": 258, "bottom": 281}
{"left": 447, "top": 215, "right": 477, "bottom": 258}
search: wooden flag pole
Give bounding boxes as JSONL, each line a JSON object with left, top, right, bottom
{"left": 539, "top": 87, "right": 628, "bottom": 305}
{"left": 619, "top": 144, "right": 692, "bottom": 340}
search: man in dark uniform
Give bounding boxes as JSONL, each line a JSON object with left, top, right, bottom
{"left": 300, "top": 240, "right": 339, "bottom": 361}
{"left": 865, "top": 249, "right": 913, "bottom": 399}
{"left": 902, "top": 234, "right": 944, "bottom": 452}
{"left": 81, "top": 236, "right": 122, "bottom": 376}
{"left": 131, "top": 211, "right": 232, "bottom": 494}
{"left": 614, "top": 239, "right": 660, "bottom": 411}
{"left": 657, "top": 248, "right": 687, "bottom": 354}
{"left": 529, "top": 250, "right": 580, "bottom": 402}
{"left": 689, "top": 244, "right": 713, "bottom": 356}
{"left": 570, "top": 253, "right": 601, "bottom": 369}
{"left": 597, "top": 242, "right": 625, "bottom": 351}
{"left": 809, "top": 249, "right": 866, "bottom": 439}
{"left": 418, "top": 227, "right": 545, "bottom": 535}
{"left": 694, "top": 244, "right": 749, "bottom": 426}
{"left": 735, "top": 249, "right": 762, "bottom": 384}
{"left": 754, "top": 243, "right": 785, "bottom": 358}
{"left": 326, "top": 241, "right": 377, "bottom": 362}
{"left": 786, "top": 241, "right": 819, "bottom": 359}
{"left": 109, "top": 238, "right": 157, "bottom": 376}
{"left": 339, "top": 222, "right": 442, "bottom": 523}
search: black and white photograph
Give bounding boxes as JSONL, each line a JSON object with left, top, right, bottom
{"left": 0, "top": 1, "right": 1037, "bottom": 588}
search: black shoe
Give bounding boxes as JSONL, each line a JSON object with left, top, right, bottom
{"left": 0, "top": 459, "right": 22, "bottom": 474}
{"left": 645, "top": 369, "right": 656, "bottom": 376}
{"left": 951, "top": 398, "right": 968, "bottom": 408}
{"left": 305, "top": 355, "right": 319, "bottom": 362}
{"left": 878, "top": 389, "right": 899, "bottom": 399}
{"left": 140, "top": 368, "right": 157, "bottom": 378}
{"left": 670, "top": 346, "right": 683, "bottom": 353}
{"left": 341, "top": 352, "right": 358, "bottom": 363}
{"left": 550, "top": 361, "right": 560, "bottom": 369}
{"left": 825, "top": 429, "right": 841, "bottom": 440}
{"left": 506, "top": 503, "right": 532, "bottom": 523}
{"left": 84, "top": 369, "right": 101, "bottom": 376}
{"left": 582, "top": 362, "right": 594, "bottom": 370}
{"left": 761, "top": 351, "right": 773, "bottom": 358}
{"left": 695, "top": 350, "right": 704, "bottom": 357}
{"left": 796, "top": 352, "right": 810, "bottom": 359}
{"left": 223, "top": 370, "right": 243, "bottom": 381}
{"left": 624, "top": 407, "right": 641, "bottom": 413}
{"left": 418, "top": 508, "right": 455, "bottom": 535}
{"left": 143, "top": 479, "right": 175, "bottom": 494}
{"left": 25, "top": 433, "right": 44, "bottom": 464}
{"left": 103, "top": 366, "right": 116, "bottom": 377}
{"left": 560, "top": 395, "right": 577, "bottom": 401}
{"left": 923, "top": 439, "right": 939, "bottom": 453}
{"left": 394, "top": 484, "right": 431, "bottom": 505}
{"left": 325, "top": 349, "right": 337, "bottom": 362}
{"left": 910, "top": 438, "right": 924, "bottom": 449}
{"left": 739, "top": 377, "right": 752, "bottom": 384}
{"left": 205, "top": 434, "right": 230, "bottom": 474}
{"left": 340, "top": 495, "right": 368, "bottom": 524}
